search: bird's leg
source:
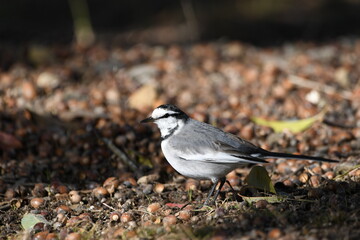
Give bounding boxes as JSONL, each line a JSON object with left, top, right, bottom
{"left": 203, "top": 179, "right": 220, "bottom": 206}
{"left": 226, "top": 180, "right": 238, "bottom": 201}
{"left": 225, "top": 180, "right": 235, "bottom": 192}
{"left": 211, "top": 177, "right": 226, "bottom": 205}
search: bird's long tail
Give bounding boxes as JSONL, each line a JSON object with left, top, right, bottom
{"left": 261, "top": 151, "right": 338, "bottom": 163}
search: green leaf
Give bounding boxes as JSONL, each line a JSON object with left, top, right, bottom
{"left": 138, "top": 155, "right": 153, "bottom": 168}
{"left": 21, "top": 213, "right": 49, "bottom": 231}
{"left": 245, "top": 166, "right": 276, "bottom": 194}
{"left": 241, "top": 194, "right": 317, "bottom": 204}
{"left": 241, "top": 195, "right": 285, "bottom": 204}
{"left": 251, "top": 109, "right": 326, "bottom": 133}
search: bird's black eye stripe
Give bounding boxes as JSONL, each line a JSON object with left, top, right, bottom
{"left": 157, "top": 113, "right": 181, "bottom": 120}
{"left": 159, "top": 113, "right": 170, "bottom": 119}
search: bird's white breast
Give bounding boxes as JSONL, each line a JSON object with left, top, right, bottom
{"left": 161, "top": 139, "right": 235, "bottom": 181}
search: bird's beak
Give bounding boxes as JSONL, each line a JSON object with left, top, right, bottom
{"left": 140, "top": 117, "right": 154, "bottom": 123}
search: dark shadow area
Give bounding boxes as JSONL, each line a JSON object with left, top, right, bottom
{"left": 1, "top": 0, "right": 360, "bottom": 45}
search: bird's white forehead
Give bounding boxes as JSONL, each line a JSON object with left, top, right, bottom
{"left": 152, "top": 108, "right": 177, "bottom": 119}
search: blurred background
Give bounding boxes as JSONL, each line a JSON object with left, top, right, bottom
{"left": 1, "top": 1, "right": 360, "bottom": 238}
{"left": 1, "top": 0, "right": 360, "bottom": 45}
{"left": 2, "top": 0, "right": 360, "bottom": 71}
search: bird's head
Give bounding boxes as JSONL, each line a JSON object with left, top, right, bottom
{"left": 140, "top": 104, "right": 189, "bottom": 139}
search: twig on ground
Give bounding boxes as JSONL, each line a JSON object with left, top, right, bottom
{"left": 102, "top": 202, "right": 117, "bottom": 211}
{"left": 322, "top": 119, "right": 357, "bottom": 129}
{"left": 289, "top": 75, "right": 352, "bottom": 100}
{"left": 0, "top": 201, "right": 11, "bottom": 211}
{"left": 95, "top": 130, "right": 142, "bottom": 177}
{"left": 334, "top": 164, "right": 360, "bottom": 180}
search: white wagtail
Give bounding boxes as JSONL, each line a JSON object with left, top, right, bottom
{"left": 141, "top": 104, "right": 338, "bottom": 205}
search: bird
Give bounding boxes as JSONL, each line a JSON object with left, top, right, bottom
{"left": 140, "top": 104, "right": 338, "bottom": 205}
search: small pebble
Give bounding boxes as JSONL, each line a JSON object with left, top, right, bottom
{"left": 142, "top": 184, "right": 153, "bottom": 194}
{"left": 126, "top": 177, "right": 138, "bottom": 186}
{"left": 240, "top": 124, "right": 254, "bottom": 139}
{"left": 163, "top": 208, "right": 172, "bottom": 216}
{"left": 255, "top": 200, "right": 268, "bottom": 209}
{"left": 57, "top": 213, "right": 66, "bottom": 222}
{"left": 56, "top": 205, "right": 71, "bottom": 214}
{"left": 121, "top": 212, "right": 133, "bottom": 223}
{"left": 92, "top": 187, "right": 109, "bottom": 199}
{"left": 147, "top": 203, "right": 161, "bottom": 213}
{"left": 30, "top": 198, "right": 45, "bottom": 209}
{"left": 177, "top": 210, "right": 191, "bottom": 221}
{"left": 354, "top": 169, "right": 360, "bottom": 177}
{"left": 33, "top": 222, "right": 46, "bottom": 232}
{"left": 154, "top": 183, "right": 165, "bottom": 193}
{"left": 137, "top": 173, "right": 160, "bottom": 184}
{"left": 321, "top": 162, "right": 331, "bottom": 171}
{"left": 324, "top": 171, "right": 335, "bottom": 180}
{"left": 268, "top": 228, "right": 282, "bottom": 239}
{"left": 311, "top": 166, "right": 323, "bottom": 175}
{"left": 113, "top": 192, "right": 122, "bottom": 199}
{"left": 68, "top": 190, "right": 81, "bottom": 203}
{"left": 163, "top": 215, "right": 177, "bottom": 226}
{"left": 299, "top": 173, "right": 309, "bottom": 183}
{"left": 33, "top": 231, "right": 49, "bottom": 240}
{"left": 65, "top": 232, "right": 81, "bottom": 240}
{"left": 103, "top": 177, "right": 119, "bottom": 194}
{"left": 128, "top": 221, "right": 137, "bottom": 230}
{"left": 283, "top": 179, "right": 295, "bottom": 188}
{"left": 37, "top": 72, "right": 60, "bottom": 89}
{"left": 110, "top": 212, "right": 121, "bottom": 222}
{"left": 57, "top": 185, "right": 68, "bottom": 194}
{"left": 52, "top": 222, "right": 62, "bottom": 230}
{"left": 5, "top": 188, "right": 17, "bottom": 200}
{"left": 22, "top": 81, "right": 37, "bottom": 99}
{"left": 55, "top": 193, "right": 68, "bottom": 201}
{"left": 105, "top": 88, "right": 120, "bottom": 104}
{"left": 191, "top": 216, "right": 200, "bottom": 223}
{"left": 45, "top": 233, "right": 58, "bottom": 240}
{"left": 309, "top": 175, "right": 321, "bottom": 187}
{"left": 277, "top": 162, "right": 291, "bottom": 174}
{"left": 185, "top": 179, "right": 199, "bottom": 191}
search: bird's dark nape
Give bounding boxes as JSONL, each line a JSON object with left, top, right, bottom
{"left": 157, "top": 104, "right": 181, "bottom": 112}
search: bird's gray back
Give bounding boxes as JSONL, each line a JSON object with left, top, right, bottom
{"left": 168, "top": 119, "right": 261, "bottom": 155}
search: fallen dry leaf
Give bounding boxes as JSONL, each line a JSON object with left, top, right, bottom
{"left": 0, "top": 131, "right": 22, "bottom": 150}
{"left": 129, "top": 84, "right": 157, "bottom": 111}
{"left": 251, "top": 109, "right": 327, "bottom": 133}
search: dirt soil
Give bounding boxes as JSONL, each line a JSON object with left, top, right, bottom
{"left": 1, "top": 39, "right": 360, "bottom": 239}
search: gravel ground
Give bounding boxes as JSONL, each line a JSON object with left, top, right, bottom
{"left": 1, "top": 39, "right": 360, "bottom": 239}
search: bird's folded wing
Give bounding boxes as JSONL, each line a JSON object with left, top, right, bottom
{"left": 176, "top": 140, "right": 268, "bottom": 164}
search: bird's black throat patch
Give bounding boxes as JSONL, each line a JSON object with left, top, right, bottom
{"left": 161, "top": 124, "right": 179, "bottom": 140}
